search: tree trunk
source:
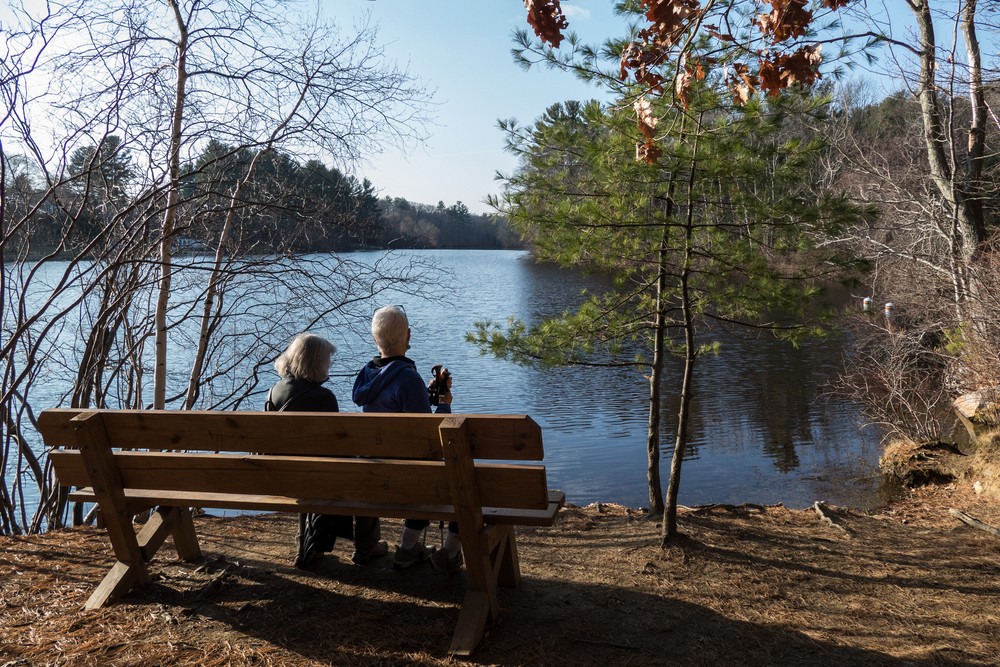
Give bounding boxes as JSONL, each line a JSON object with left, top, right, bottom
{"left": 646, "top": 171, "right": 680, "bottom": 515}
{"left": 911, "top": 0, "right": 985, "bottom": 309}
{"left": 153, "top": 0, "right": 189, "bottom": 410}
{"left": 662, "top": 225, "right": 695, "bottom": 541}
{"left": 663, "top": 118, "right": 700, "bottom": 542}
{"left": 647, "top": 259, "right": 666, "bottom": 515}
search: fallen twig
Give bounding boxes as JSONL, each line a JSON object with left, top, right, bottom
{"left": 813, "top": 501, "right": 852, "bottom": 537}
{"left": 618, "top": 539, "right": 661, "bottom": 554}
{"left": 948, "top": 508, "right": 1000, "bottom": 538}
{"left": 571, "top": 636, "right": 641, "bottom": 650}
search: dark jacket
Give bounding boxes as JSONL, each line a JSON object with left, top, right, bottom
{"left": 266, "top": 377, "right": 339, "bottom": 412}
{"left": 265, "top": 376, "right": 352, "bottom": 543}
{"left": 352, "top": 355, "right": 450, "bottom": 414}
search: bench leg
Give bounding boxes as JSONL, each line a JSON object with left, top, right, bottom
{"left": 170, "top": 508, "right": 203, "bottom": 561}
{"left": 72, "top": 412, "right": 150, "bottom": 609}
{"left": 83, "top": 506, "right": 203, "bottom": 610}
{"left": 85, "top": 561, "right": 145, "bottom": 610}
{"left": 440, "top": 417, "right": 501, "bottom": 655}
{"left": 449, "top": 590, "right": 493, "bottom": 656}
{"left": 449, "top": 526, "right": 524, "bottom": 655}
{"left": 481, "top": 525, "right": 521, "bottom": 588}
{"left": 449, "top": 527, "right": 501, "bottom": 656}
{"left": 137, "top": 507, "right": 202, "bottom": 562}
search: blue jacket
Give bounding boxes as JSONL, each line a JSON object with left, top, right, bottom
{"left": 351, "top": 357, "right": 451, "bottom": 413}
{"left": 352, "top": 356, "right": 450, "bottom": 414}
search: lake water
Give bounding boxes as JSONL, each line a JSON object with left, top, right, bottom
{"left": 328, "top": 249, "right": 886, "bottom": 510}
{"left": 9, "top": 249, "right": 887, "bottom": 516}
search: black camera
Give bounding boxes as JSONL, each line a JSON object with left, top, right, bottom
{"left": 428, "top": 364, "right": 451, "bottom": 406}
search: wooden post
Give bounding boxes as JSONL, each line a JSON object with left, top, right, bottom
{"left": 440, "top": 416, "right": 497, "bottom": 656}
{"left": 71, "top": 412, "right": 149, "bottom": 609}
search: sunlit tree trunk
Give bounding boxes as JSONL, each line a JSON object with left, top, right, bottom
{"left": 663, "top": 124, "right": 699, "bottom": 541}
{"left": 911, "top": 0, "right": 987, "bottom": 309}
{"left": 153, "top": 0, "right": 188, "bottom": 410}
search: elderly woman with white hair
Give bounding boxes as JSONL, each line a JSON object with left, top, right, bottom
{"left": 352, "top": 306, "right": 461, "bottom": 573}
{"left": 267, "top": 332, "right": 388, "bottom": 568}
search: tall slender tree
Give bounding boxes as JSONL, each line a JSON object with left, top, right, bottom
{"left": 483, "top": 1, "right": 871, "bottom": 538}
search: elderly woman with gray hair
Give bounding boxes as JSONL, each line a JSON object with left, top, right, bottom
{"left": 266, "top": 332, "right": 388, "bottom": 568}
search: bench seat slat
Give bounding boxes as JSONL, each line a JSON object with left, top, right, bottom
{"left": 50, "top": 450, "right": 551, "bottom": 510}
{"left": 39, "top": 410, "right": 545, "bottom": 460}
{"left": 66, "top": 489, "right": 566, "bottom": 527}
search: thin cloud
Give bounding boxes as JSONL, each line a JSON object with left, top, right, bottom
{"left": 561, "top": 4, "right": 592, "bottom": 20}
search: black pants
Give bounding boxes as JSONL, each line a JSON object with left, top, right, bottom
{"left": 302, "top": 513, "right": 382, "bottom": 552}
{"left": 404, "top": 518, "right": 458, "bottom": 534}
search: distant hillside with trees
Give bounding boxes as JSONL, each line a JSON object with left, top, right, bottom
{"left": 377, "top": 197, "right": 523, "bottom": 249}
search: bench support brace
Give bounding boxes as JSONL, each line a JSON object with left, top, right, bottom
{"left": 71, "top": 413, "right": 203, "bottom": 609}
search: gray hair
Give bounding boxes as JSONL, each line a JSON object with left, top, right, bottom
{"left": 371, "top": 306, "right": 409, "bottom": 356}
{"left": 274, "top": 333, "right": 335, "bottom": 382}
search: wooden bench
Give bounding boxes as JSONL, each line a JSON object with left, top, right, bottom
{"left": 39, "top": 408, "right": 564, "bottom": 656}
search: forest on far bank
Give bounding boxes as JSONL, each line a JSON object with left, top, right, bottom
{"left": 4, "top": 135, "right": 521, "bottom": 255}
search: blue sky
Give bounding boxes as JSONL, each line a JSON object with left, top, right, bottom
{"left": 340, "top": 1, "right": 928, "bottom": 215}
{"left": 340, "top": 1, "right": 628, "bottom": 214}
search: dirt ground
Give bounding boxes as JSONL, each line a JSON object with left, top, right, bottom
{"left": 2, "top": 482, "right": 1000, "bottom": 667}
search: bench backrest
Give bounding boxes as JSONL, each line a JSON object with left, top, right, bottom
{"left": 40, "top": 409, "right": 551, "bottom": 512}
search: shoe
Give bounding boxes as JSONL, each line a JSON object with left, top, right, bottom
{"left": 351, "top": 540, "right": 389, "bottom": 565}
{"left": 430, "top": 547, "right": 464, "bottom": 573}
{"left": 392, "top": 543, "right": 431, "bottom": 570}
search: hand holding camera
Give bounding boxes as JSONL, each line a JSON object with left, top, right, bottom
{"left": 428, "top": 364, "right": 452, "bottom": 406}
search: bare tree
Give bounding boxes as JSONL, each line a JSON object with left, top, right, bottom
{"left": 842, "top": 1, "right": 997, "bottom": 309}
{"left": 821, "top": 2, "right": 999, "bottom": 440}
{"left": 0, "top": 1, "right": 434, "bottom": 534}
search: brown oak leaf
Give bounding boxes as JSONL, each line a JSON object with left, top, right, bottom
{"left": 779, "top": 44, "right": 823, "bottom": 87}
{"left": 758, "top": 45, "right": 823, "bottom": 96}
{"left": 525, "top": 0, "right": 569, "bottom": 48}
{"left": 620, "top": 42, "right": 667, "bottom": 94}
{"left": 728, "top": 62, "right": 758, "bottom": 104}
{"left": 638, "top": 0, "right": 701, "bottom": 48}
{"left": 636, "top": 139, "right": 663, "bottom": 165}
{"left": 756, "top": 0, "right": 812, "bottom": 43}
{"left": 634, "top": 97, "right": 659, "bottom": 139}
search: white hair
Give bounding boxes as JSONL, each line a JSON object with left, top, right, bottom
{"left": 371, "top": 306, "right": 409, "bottom": 356}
